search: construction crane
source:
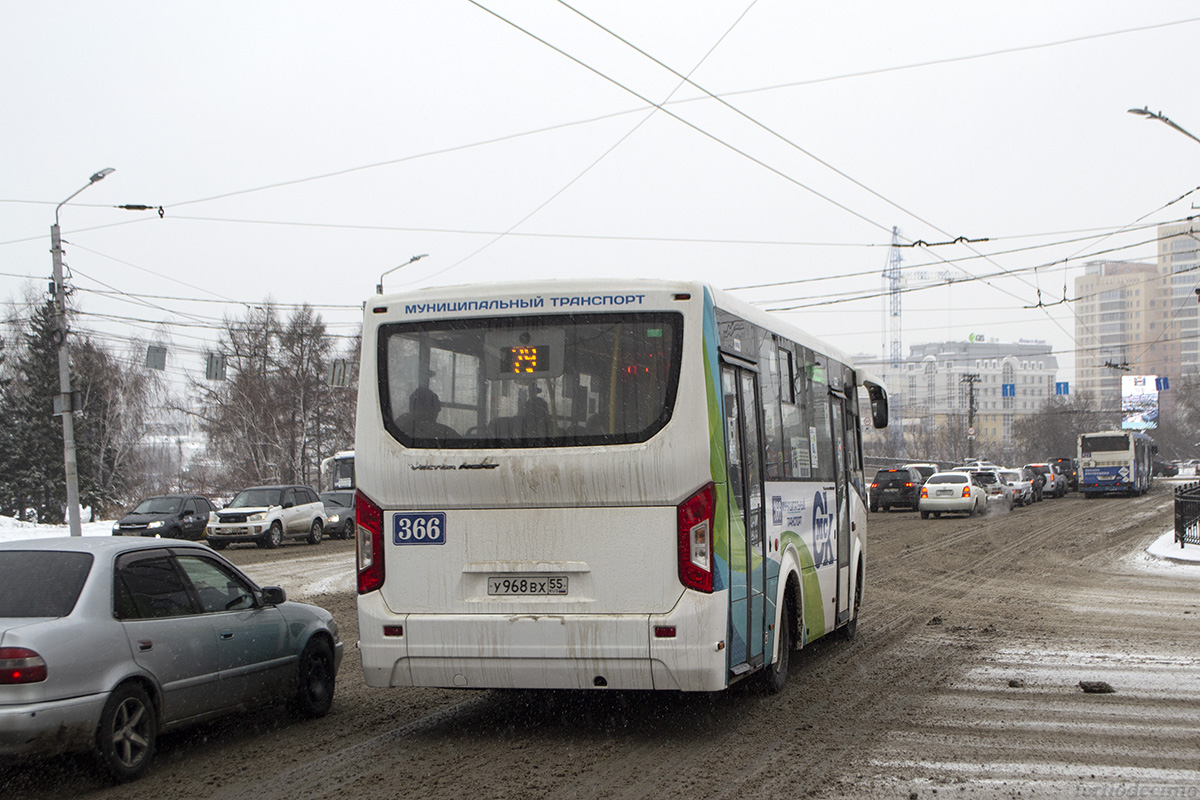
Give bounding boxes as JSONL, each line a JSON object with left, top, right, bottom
{"left": 882, "top": 226, "right": 903, "bottom": 368}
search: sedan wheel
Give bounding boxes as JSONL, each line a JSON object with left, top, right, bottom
{"left": 293, "top": 638, "right": 335, "bottom": 718}
{"left": 95, "top": 683, "right": 156, "bottom": 782}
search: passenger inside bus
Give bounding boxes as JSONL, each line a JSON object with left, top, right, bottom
{"left": 488, "top": 390, "right": 558, "bottom": 439}
{"left": 395, "top": 387, "right": 458, "bottom": 440}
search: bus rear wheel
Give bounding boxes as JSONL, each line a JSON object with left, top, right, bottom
{"left": 760, "top": 595, "right": 793, "bottom": 694}
{"left": 841, "top": 571, "right": 863, "bottom": 642}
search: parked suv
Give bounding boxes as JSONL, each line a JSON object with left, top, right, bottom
{"left": 1049, "top": 457, "right": 1078, "bottom": 492}
{"left": 206, "top": 485, "right": 326, "bottom": 549}
{"left": 869, "top": 467, "right": 923, "bottom": 512}
{"left": 112, "top": 494, "right": 214, "bottom": 540}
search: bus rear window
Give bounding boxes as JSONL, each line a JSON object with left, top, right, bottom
{"left": 378, "top": 312, "right": 683, "bottom": 448}
{"left": 1081, "top": 435, "right": 1129, "bottom": 455}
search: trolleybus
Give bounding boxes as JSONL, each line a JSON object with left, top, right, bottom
{"left": 1078, "top": 430, "right": 1156, "bottom": 497}
{"left": 353, "top": 279, "right": 888, "bottom": 692}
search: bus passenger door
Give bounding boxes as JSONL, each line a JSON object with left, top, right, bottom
{"left": 831, "top": 394, "right": 852, "bottom": 627}
{"left": 722, "top": 364, "right": 767, "bottom": 674}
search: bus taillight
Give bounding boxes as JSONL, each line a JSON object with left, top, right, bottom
{"left": 678, "top": 483, "right": 715, "bottom": 593}
{"left": 356, "top": 490, "right": 385, "bottom": 594}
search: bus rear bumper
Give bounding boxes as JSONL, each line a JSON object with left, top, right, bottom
{"left": 358, "top": 591, "right": 729, "bottom": 692}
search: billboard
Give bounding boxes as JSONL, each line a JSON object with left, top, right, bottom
{"left": 1121, "top": 375, "right": 1159, "bottom": 429}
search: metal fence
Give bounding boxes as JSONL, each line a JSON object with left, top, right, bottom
{"left": 1174, "top": 482, "right": 1200, "bottom": 548}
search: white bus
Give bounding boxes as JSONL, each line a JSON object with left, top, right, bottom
{"left": 1078, "top": 430, "right": 1156, "bottom": 497}
{"left": 320, "top": 450, "right": 355, "bottom": 491}
{"left": 354, "top": 280, "right": 888, "bottom": 693}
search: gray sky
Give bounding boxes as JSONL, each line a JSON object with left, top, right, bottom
{"left": 3, "top": 1, "right": 1199, "bottom": 386}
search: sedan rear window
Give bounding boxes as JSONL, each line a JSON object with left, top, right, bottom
{"left": 926, "top": 474, "right": 967, "bottom": 485}
{"left": 0, "top": 551, "right": 93, "bottom": 617}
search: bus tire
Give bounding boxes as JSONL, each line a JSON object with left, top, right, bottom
{"left": 841, "top": 569, "right": 862, "bottom": 642}
{"left": 761, "top": 594, "right": 794, "bottom": 694}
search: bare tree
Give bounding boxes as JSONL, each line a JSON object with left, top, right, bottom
{"left": 1011, "top": 391, "right": 1111, "bottom": 464}
{"left": 191, "top": 303, "right": 356, "bottom": 491}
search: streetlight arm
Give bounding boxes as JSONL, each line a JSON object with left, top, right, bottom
{"left": 377, "top": 253, "right": 429, "bottom": 294}
{"left": 54, "top": 167, "right": 115, "bottom": 225}
{"left": 1127, "top": 107, "right": 1200, "bottom": 147}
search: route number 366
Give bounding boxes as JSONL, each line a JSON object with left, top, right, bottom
{"left": 393, "top": 512, "right": 447, "bottom": 545}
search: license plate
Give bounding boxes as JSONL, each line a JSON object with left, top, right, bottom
{"left": 936, "top": 489, "right": 953, "bottom": 497}
{"left": 487, "top": 576, "right": 568, "bottom": 596}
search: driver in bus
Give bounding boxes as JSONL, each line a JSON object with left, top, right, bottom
{"left": 396, "top": 387, "right": 458, "bottom": 440}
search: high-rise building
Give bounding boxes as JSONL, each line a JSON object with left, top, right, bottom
{"left": 1073, "top": 222, "right": 1200, "bottom": 413}
{"left": 1154, "top": 221, "right": 1200, "bottom": 380}
{"left": 1073, "top": 260, "right": 1157, "bottom": 411}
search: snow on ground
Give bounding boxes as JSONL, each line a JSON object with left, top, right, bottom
{"left": 0, "top": 515, "right": 355, "bottom": 600}
{"left": 0, "top": 515, "right": 115, "bottom": 540}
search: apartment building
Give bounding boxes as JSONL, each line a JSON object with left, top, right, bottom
{"left": 1073, "top": 223, "right": 1199, "bottom": 413}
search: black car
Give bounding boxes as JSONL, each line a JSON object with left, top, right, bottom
{"left": 869, "top": 467, "right": 923, "bottom": 512}
{"left": 1050, "top": 457, "right": 1078, "bottom": 492}
{"left": 319, "top": 490, "right": 356, "bottom": 539}
{"left": 1153, "top": 459, "right": 1179, "bottom": 477}
{"left": 111, "top": 494, "right": 214, "bottom": 540}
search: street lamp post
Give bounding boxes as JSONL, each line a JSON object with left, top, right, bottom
{"left": 51, "top": 167, "right": 114, "bottom": 536}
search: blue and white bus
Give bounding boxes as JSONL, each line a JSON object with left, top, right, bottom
{"left": 353, "top": 279, "right": 888, "bottom": 693}
{"left": 1078, "top": 430, "right": 1156, "bottom": 497}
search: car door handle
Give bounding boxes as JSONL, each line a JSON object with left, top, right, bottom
{"left": 219, "top": 631, "right": 234, "bottom": 640}
{"left": 138, "top": 640, "right": 153, "bottom": 651}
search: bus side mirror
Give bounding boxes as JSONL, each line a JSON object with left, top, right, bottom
{"left": 864, "top": 381, "right": 889, "bottom": 429}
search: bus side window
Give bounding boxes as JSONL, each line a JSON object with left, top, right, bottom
{"left": 808, "top": 356, "right": 835, "bottom": 483}
{"left": 782, "top": 345, "right": 810, "bottom": 479}
{"left": 760, "top": 339, "right": 785, "bottom": 481}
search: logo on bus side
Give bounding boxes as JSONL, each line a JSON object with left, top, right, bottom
{"left": 393, "top": 512, "right": 447, "bottom": 545}
{"left": 811, "top": 491, "right": 835, "bottom": 568}
{"left": 772, "top": 495, "right": 807, "bottom": 528}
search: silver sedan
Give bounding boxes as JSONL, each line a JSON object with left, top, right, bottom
{"left": 0, "top": 536, "right": 342, "bottom": 782}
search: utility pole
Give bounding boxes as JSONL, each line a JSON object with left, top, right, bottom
{"left": 51, "top": 168, "right": 114, "bottom": 535}
{"left": 961, "top": 373, "right": 980, "bottom": 460}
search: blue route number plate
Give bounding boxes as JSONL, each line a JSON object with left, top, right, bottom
{"left": 392, "top": 512, "right": 446, "bottom": 545}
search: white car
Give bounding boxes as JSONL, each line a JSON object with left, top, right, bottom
{"left": 1000, "top": 469, "right": 1034, "bottom": 506}
{"left": 206, "top": 485, "right": 326, "bottom": 549}
{"left": 919, "top": 472, "right": 986, "bottom": 518}
{"left": 969, "top": 469, "right": 1014, "bottom": 511}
